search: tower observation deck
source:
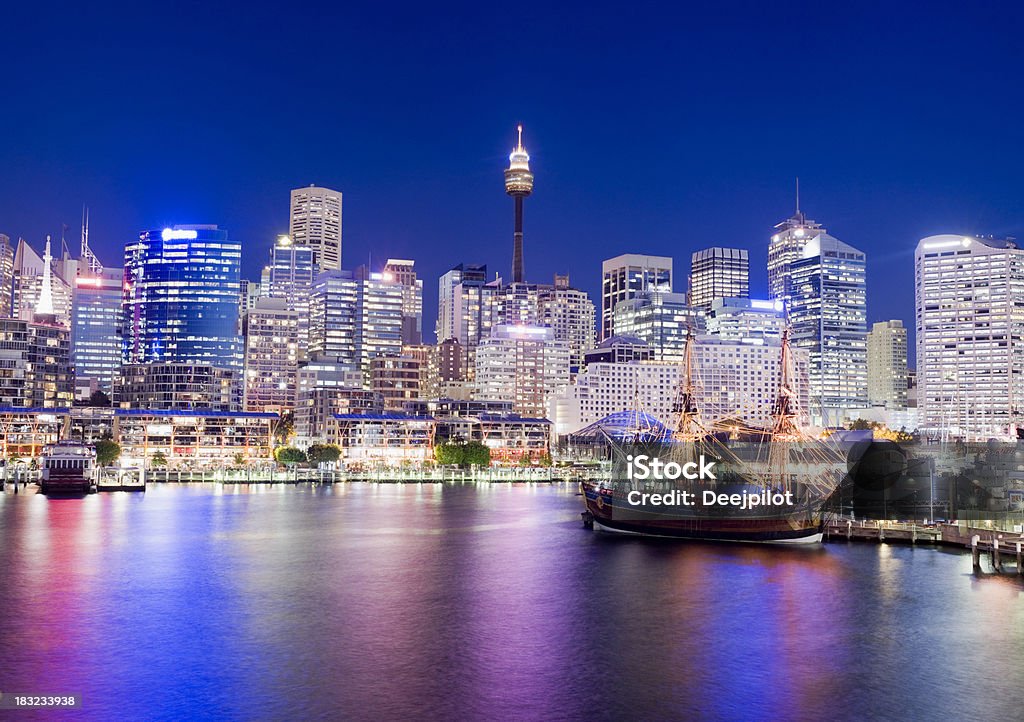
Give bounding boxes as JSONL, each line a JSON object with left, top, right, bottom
{"left": 504, "top": 125, "right": 533, "bottom": 284}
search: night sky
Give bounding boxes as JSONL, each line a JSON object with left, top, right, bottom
{"left": 3, "top": 1, "right": 1022, "bottom": 355}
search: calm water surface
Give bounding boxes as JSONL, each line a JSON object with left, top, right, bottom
{"left": 1, "top": 483, "right": 1023, "bottom": 721}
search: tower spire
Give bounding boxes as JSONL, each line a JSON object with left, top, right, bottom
{"left": 504, "top": 124, "right": 534, "bottom": 285}
{"left": 36, "top": 235, "right": 55, "bottom": 316}
{"left": 795, "top": 177, "right": 800, "bottom": 215}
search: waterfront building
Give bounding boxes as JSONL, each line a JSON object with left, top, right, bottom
{"left": 705, "top": 297, "right": 786, "bottom": 344}
{"left": 383, "top": 259, "right": 424, "bottom": 345}
{"left": 689, "top": 247, "right": 749, "bottom": 311}
{"left": 243, "top": 298, "right": 299, "bottom": 413}
{"left": 504, "top": 125, "right": 534, "bottom": 284}
{"left": 114, "top": 363, "right": 241, "bottom": 411}
{"left": 473, "top": 325, "right": 570, "bottom": 418}
{"left": 267, "top": 235, "right": 316, "bottom": 358}
{"left": 294, "top": 359, "right": 379, "bottom": 445}
{"left": 113, "top": 409, "right": 276, "bottom": 468}
{"left": 583, "top": 335, "right": 654, "bottom": 367}
{"left": 915, "top": 234, "right": 1024, "bottom": 440}
{"left": 0, "top": 407, "right": 69, "bottom": 458}
{"left": 611, "top": 290, "right": 699, "bottom": 362}
{"left": 768, "top": 198, "right": 826, "bottom": 303}
{"left": 122, "top": 225, "right": 243, "bottom": 374}
{"left": 789, "top": 232, "right": 868, "bottom": 425}
{"left": 71, "top": 268, "right": 123, "bottom": 394}
{"left": 330, "top": 412, "right": 435, "bottom": 465}
{"left": 434, "top": 413, "right": 552, "bottom": 463}
{"left": 289, "top": 185, "right": 343, "bottom": 271}
{"left": 601, "top": 254, "right": 673, "bottom": 339}
{"left": 0, "top": 317, "right": 74, "bottom": 409}
{"left": 867, "top": 320, "right": 909, "bottom": 410}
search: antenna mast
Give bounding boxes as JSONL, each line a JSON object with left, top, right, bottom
{"left": 80, "top": 205, "right": 103, "bottom": 274}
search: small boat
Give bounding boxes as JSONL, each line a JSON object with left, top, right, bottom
{"left": 40, "top": 441, "right": 98, "bottom": 495}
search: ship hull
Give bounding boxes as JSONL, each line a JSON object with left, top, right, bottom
{"left": 582, "top": 480, "right": 827, "bottom": 544}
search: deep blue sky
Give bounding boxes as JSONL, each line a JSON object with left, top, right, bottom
{"left": 3, "top": 1, "right": 1022, "bottom": 353}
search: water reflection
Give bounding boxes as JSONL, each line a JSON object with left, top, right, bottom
{"left": 1, "top": 483, "right": 1022, "bottom": 719}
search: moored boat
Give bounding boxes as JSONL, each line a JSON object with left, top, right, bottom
{"left": 40, "top": 441, "right": 98, "bottom": 495}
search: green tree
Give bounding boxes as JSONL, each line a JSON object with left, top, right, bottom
{"left": 275, "top": 446, "right": 306, "bottom": 465}
{"left": 306, "top": 443, "right": 342, "bottom": 465}
{"left": 233, "top": 452, "right": 247, "bottom": 468}
{"left": 462, "top": 441, "right": 491, "bottom": 468}
{"left": 274, "top": 411, "right": 295, "bottom": 446}
{"left": 537, "top": 450, "right": 553, "bottom": 467}
{"left": 518, "top": 452, "right": 532, "bottom": 467}
{"left": 94, "top": 439, "right": 121, "bottom": 467}
{"left": 434, "top": 442, "right": 464, "bottom": 466}
{"left": 150, "top": 451, "right": 168, "bottom": 468}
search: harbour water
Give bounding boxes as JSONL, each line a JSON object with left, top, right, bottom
{"left": 1, "top": 483, "right": 1023, "bottom": 719}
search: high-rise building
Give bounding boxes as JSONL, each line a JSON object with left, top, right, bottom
{"left": 289, "top": 185, "right": 343, "bottom": 271}
{"left": 538, "top": 275, "right": 596, "bottom": 374}
{"left": 504, "top": 125, "right": 534, "bottom": 284}
{"left": 611, "top": 290, "right": 699, "bottom": 362}
{"left": 239, "top": 279, "right": 263, "bottom": 318}
{"left": 114, "top": 363, "right": 240, "bottom": 411}
{"left": 768, "top": 198, "right": 826, "bottom": 303}
{"left": 383, "top": 259, "right": 424, "bottom": 345}
{"left": 866, "top": 320, "right": 908, "bottom": 410}
{"left": 12, "top": 237, "right": 72, "bottom": 327}
{"left": 790, "top": 232, "right": 868, "bottom": 424}
{"left": 370, "top": 354, "right": 425, "bottom": 411}
{"left": 689, "top": 247, "right": 749, "bottom": 310}
{"left": 0, "top": 317, "right": 74, "bottom": 408}
{"left": 915, "top": 235, "right": 1024, "bottom": 440}
{"left": 268, "top": 234, "right": 317, "bottom": 359}
{"left": 71, "top": 268, "right": 123, "bottom": 393}
{"left": 243, "top": 298, "right": 299, "bottom": 413}
{"left": 474, "top": 325, "right": 569, "bottom": 417}
{"left": 0, "top": 233, "right": 14, "bottom": 318}
{"left": 123, "top": 225, "right": 242, "bottom": 371}
{"left": 308, "top": 268, "right": 404, "bottom": 385}
{"left": 705, "top": 297, "right": 785, "bottom": 344}
{"left": 601, "top": 254, "right": 673, "bottom": 339}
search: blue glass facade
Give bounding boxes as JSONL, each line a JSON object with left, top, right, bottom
{"left": 71, "top": 269, "right": 124, "bottom": 392}
{"left": 122, "top": 226, "right": 242, "bottom": 372}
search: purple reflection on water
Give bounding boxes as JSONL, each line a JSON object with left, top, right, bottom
{"left": 1, "top": 483, "right": 1022, "bottom": 719}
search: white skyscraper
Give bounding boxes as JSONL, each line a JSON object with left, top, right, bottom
{"left": 290, "top": 185, "right": 343, "bottom": 271}
{"left": 243, "top": 298, "right": 299, "bottom": 413}
{"left": 915, "top": 234, "right": 1024, "bottom": 440}
{"left": 790, "top": 232, "right": 868, "bottom": 424}
{"left": 689, "top": 247, "right": 749, "bottom": 311}
{"left": 601, "top": 254, "right": 673, "bottom": 339}
{"left": 768, "top": 198, "right": 826, "bottom": 304}
{"left": 866, "top": 320, "right": 908, "bottom": 410}
{"left": 384, "top": 258, "right": 424, "bottom": 345}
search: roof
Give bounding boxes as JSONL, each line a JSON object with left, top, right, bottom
{"left": 114, "top": 409, "right": 279, "bottom": 419}
{"left": 333, "top": 413, "right": 436, "bottom": 422}
{"left": 596, "top": 335, "right": 648, "bottom": 349}
{"left": 570, "top": 410, "right": 669, "bottom": 440}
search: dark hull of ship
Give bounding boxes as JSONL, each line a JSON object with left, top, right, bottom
{"left": 40, "top": 476, "right": 96, "bottom": 495}
{"left": 581, "top": 481, "right": 826, "bottom": 544}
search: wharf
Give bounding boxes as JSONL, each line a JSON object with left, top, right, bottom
{"left": 826, "top": 519, "right": 1024, "bottom": 574}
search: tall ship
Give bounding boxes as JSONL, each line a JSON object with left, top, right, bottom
{"left": 40, "top": 440, "right": 98, "bottom": 495}
{"left": 581, "top": 329, "right": 847, "bottom": 543}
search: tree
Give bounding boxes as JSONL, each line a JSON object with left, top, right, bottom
{"left": 537, "top": 451, "right": 553, "bottom": 467}
{"left": 88, "top": 390, "right": 112, "bottom": 407}
{"left": 462, "top": 441, "right": 490, "bottom": 468}
{"left": 518, "top": 452, "right": 532, "bottom": 467}
{"left": 94, "top": 440, "right": 121, "bottom": 467}
{"left": 275, "top": 446, "right": 306, "bottom": 465}
{"left": 434, "top": 442, "right": 464, "bottom": 467}
{"left": 274, "top": 411, "right": 295, "bottom": 446}
{"left": 306, "top": 443, "right": 342, "bottom": 465}
{"left": 233, "top": 452, "right": 247, "bottom": 468}
{"left": 150, "top": 451, "right": 168, "bottom": 468}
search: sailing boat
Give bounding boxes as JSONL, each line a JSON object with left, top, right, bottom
{"left": 580, "top": 329, "right": 847, "bottom": 543}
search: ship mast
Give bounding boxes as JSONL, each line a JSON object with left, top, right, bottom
{"left": 770, "top": 326, "right": 802, "bottom": 439}
{"left": 671, "top": 327, "right": 707, "bottom": 442}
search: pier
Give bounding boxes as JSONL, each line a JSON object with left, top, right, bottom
{"left": 825, "top": 519, "right": 1024, "bottom": 574}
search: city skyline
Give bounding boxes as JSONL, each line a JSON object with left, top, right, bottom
{"left": 3, "top": 3, "right": 1023, "bottom": 354}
